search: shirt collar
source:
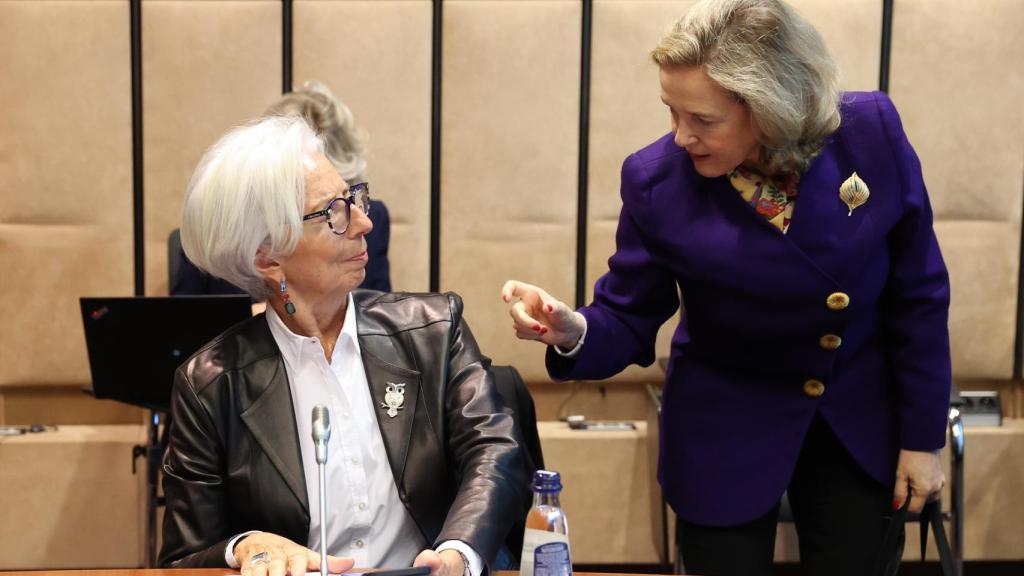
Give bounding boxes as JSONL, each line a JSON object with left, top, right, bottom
{"left": 266, "top": 293, "right": 360, "bottom": 364}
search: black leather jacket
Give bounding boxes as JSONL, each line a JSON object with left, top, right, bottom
{"left": 159, "top": 290, "right": 531, "bottom": 568}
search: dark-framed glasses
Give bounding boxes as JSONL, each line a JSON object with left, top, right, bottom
{"left": 302, "top": 182, "right": 371, "bottom": 235}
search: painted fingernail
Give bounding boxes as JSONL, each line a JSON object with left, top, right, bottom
{"left": 533, "top": 324, "right": 542, "bottom": 332}
{"left": 540, "top": 327, "right": 549, "bottom": 334}
{"left": 892, "top": 499, "right": 901, "bottom": 511}
{"left": 547, "top": 304, "right": 554, "bottom": 313}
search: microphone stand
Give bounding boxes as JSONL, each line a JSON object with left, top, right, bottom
{"left": 318, "top": 457, "right": 328, "bottom": 576}
{"left": 312, "top": 405, "right": 332, "bottom": 576}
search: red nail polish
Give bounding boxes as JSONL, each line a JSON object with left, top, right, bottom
{"left": 547, "top": 304, "right": 553, "bottom": 313}
{"left": 541, "top": 327, "right": 548, "bottom": 334}
{"left": 892, "top": 499, "right": 901, "bottom": 511}
{"left": 533, "top": 324, "right": 541, "bottom": 331}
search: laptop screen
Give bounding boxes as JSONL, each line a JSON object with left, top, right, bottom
{"left": 80, "top": 295, "right": 253, "bottom": 411}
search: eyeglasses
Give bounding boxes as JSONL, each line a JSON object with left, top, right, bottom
{"left": 302, "top": 182, "right": 371, "bottom": 235}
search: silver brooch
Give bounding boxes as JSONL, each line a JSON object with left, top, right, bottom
{"left": 381, "top": 382, "right": 406, "bottom": 418}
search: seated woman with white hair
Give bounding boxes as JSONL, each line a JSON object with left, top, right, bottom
{"left": 160, "top": 115, "right": 530, "bottom": 576}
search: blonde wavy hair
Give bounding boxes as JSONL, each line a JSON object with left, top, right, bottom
{"left": 265, "top": 80, "right": 368, "bottom": 183}
{"left": 652, "top": 0, "right": 841, "bottom": 174}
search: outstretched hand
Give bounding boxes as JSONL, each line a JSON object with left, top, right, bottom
{"left": 501, "top": 280, "right": 585, "bottom": 350}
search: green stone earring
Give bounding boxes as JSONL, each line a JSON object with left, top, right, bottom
{"left": 280, "top": 278, "right": 296, "bottom": 315}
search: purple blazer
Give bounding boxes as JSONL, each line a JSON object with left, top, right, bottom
{"left": 548, "top": 92, "right": 951, "bottom": 526}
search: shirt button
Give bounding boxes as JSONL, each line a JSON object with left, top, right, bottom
{"left": 819, "top": 334, "right": 842, "bottom": 350}
{"left": 826, "top": 292, "right": 850, "bottom": 311}
{"left": 355, "top": 539, "right": 365, "bottom": 548}
{"left": 803, "top": 379, "right": 826, "bottom": 398}
{"left": 350, "top": 456, "right": 359, "bottom": 464}
{"left": 358, "top": 502, "right": 368, "bottom": 511}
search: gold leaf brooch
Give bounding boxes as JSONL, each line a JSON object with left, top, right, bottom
{"left": 839, "top": 172, "right": 869, "bottom": 215}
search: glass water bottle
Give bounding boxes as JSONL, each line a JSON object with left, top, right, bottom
{"left": 520, "top": 470, "right": 572, "bottom": 576}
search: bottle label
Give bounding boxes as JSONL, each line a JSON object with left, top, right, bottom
{"left": 521, "top": 528, "right": 572, "bottom": 576}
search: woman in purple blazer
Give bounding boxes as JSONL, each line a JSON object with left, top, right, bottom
{"left": 503, "top": 1, "right": 949, "bottom": 574}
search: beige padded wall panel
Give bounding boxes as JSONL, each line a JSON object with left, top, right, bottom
{"left": 787, "top": 0, "right": 880, "bottom": 92}
{"left": 440, "top": 1, "right": 580, "bottom": 383}
{"left": 588, "top": 1, "right": 694, "bottom": 384}
{"left": 891, "top": 0, "right": 1024, "bottom": 222}
{"left": 586, "top": 1, "right": 881, "bottom": 383}
{"left": 0, "top": 1, "right": 132, "bottom": 387}
{"left": 935, "top": 221, "right": 1019, "bottom": 380}
{"left": 891, "top": 0, "right": 1024, "bottom": 379}
{"left": 143, "top": 1, "right": 281, "bottom": 295}
{"left": 294, "top": 0, "right": 432, "bottom": 292}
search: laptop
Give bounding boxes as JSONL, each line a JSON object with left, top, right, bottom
{"left": 80, "top": 295, "right": 253, "bottom": 412}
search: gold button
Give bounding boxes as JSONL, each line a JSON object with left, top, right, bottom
{"left": 819, "top": 334, "right": 842, "bottom": 350}
{"left": 826, "top": 292, "right": 850, "bottom": 311}
{"left": 803, "top": 379, "right": 825, "bottom": 397}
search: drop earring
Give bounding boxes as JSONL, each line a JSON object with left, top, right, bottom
{"left": 280, "top": 278, "right": 296, "bottom": 315}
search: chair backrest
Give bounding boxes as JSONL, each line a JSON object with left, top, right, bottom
{"left": 490, "top": 364, "right": 543, "bottom": 567}
{"left": 492, "top": 364, "right": 544, "bottom": 471}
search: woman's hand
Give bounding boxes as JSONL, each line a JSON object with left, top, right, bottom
{"left": 235, "top": 531, "right": 354, "bottom": 576}
{"left": 892, "top": 448, "right": 945, "bottom": 513}
{"left": 501, "top": 280, "right": 585, "bottom": 349}
{"left": 414, "top": 548, "right": 466, "bottom": 576}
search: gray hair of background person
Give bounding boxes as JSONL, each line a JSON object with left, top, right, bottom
{"left": 180, "top": 116, "right": 324, "bottom": 302}
{"left": 652, "top": 0, "right": 841, "bottom": 174}
{"left": 264, "top": 80, "right": 368, "bottom": 183}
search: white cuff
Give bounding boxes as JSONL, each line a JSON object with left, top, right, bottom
{"left": 225, "top": 530, "right": 262, "bottom": 569}
{"left": 553, "top": 316, "right": 587, "bottom": 358}
{"left": 436, "top": 540, "right": 483, "bottom": 576}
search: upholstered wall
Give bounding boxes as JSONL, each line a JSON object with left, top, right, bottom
{"left": 890, "top": 0, "right": 1024, "bottom": 382}
{"left": 1, "top": 0, "right": 1022, "bottom": 417}
{"left": 0, "top": 1, "right": 133, "bottom": 388}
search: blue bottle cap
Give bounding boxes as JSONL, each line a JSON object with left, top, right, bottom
{"left": 532, "top": 470, "right": 563, "bottom": 493}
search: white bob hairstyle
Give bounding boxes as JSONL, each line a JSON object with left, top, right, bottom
{"left": 180, "top": 116, "right": 324, "bottom": 301}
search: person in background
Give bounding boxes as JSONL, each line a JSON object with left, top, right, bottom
{"left": 161, "top": 115, "right": 530, "bottom": 576}
{"left": 502, "top": 0, "right": 949, "bottom": 574}
{"left": 171, "top": 80, "right": 391, "bottom": 295}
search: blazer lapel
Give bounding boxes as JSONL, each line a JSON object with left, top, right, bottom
{"left": 359, "top": 342, "right": 422, "bottom": 487}
{"left": 240, "top": 355, "right": 310, "bottom": 517}
{"left": 710, "top": 151, "right": 852, "bottom": 288}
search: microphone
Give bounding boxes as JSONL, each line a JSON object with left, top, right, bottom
{"left": 311, "top": 405, "right": 331, "bottom": 576}
{"left": 312, "top": 404, "right": 331, "bottom": 464}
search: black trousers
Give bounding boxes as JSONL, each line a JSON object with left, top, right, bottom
{"left": 678, "top": 415, "right": 904, "bottom": 576}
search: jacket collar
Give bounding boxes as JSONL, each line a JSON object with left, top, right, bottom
{"left": 236, "top": 316, "right": 310, "bottom": 517}
{"left": 235, "top": 293, "right": 425, "bottom": 517}
{"left": 353, "top": 291, "right": 423, "bottom": 489}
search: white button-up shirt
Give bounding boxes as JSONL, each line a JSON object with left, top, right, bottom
{"left": 223, "top": 297, "right": 482, "bottom": 576}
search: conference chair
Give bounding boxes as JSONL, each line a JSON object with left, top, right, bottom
{"left": 491, "top": 364, "right": 545, "bottom": 567}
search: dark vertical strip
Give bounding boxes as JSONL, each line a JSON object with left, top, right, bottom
{"left": 131, "top": 0, "right": 144, "bottom": 296}
{"left": 1014, "top": 171, "right": 1024, "bottom": 380}
{"left": 429, "top": 0, "right": 443, "bottom": 292}
{"left": 283, "top": 0, "right": 293, "bottom": 93}
{"left": 878, "top": 0, "right": 894, "bottom": 93}
{"left": 575, "top": 0, "right": 593, "bottom": 308}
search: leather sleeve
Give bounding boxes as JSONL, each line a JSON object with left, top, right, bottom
{"left": 158, "top": 367, "right": 233, "bottom": 568}
{"left": 435, "top": 294, "right": 533, "bottom": 567}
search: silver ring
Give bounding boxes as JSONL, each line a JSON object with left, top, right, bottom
{"left": 250, "top": 551, "right": 271, "bottom": 566}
